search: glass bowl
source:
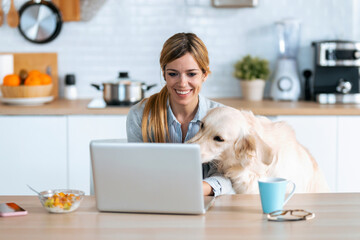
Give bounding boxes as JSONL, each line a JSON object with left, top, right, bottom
{"left": 38, "top": 189, "right": 85, "bottom": 213}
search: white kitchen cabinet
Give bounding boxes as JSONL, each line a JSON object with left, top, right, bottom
{"left": 1, "top": 113, "right": 357, "bottom": 195}
{"left": 274, "top": 116, "right": 338, "bottom": 192}
{"left": 67, "top": 115, "right": 127, "bottom": 195}
{"left": 337, "top": 116, "right": 360, "bottom": 192}
{"left": 0, "top": 116, "right": 67, "bottom": 195}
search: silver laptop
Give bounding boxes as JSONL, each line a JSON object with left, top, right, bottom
{"left": 90, "top": 139, "right": 214, "bottom": 215}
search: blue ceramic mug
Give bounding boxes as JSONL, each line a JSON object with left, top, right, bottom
{"left": 258, "top": 177, "right": 296, "bottom": 214}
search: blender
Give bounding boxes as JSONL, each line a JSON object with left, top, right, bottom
{"left": 270, "top": 19, "right": 301, "bottom": 101}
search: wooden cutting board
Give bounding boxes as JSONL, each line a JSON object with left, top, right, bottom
{"left": 0, "top": 53, "right": 59, "bottom": 98}
{"left": 52, "top": 0, "right": 81, "bottom": 22}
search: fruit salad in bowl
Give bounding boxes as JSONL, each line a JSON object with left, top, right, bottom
{"left": 39, "top": 189, "right": 84, "bottom": 213}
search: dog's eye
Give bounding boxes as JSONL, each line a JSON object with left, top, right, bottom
{"left": 200, "top": 122, "right": 204, "bottom": 129}
{"left": 213, "top": 136, "right": 224, "bottom": 142}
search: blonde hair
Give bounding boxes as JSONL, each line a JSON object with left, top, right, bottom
{"left": 141, "top": 33, "right": 210, "bottom": 142}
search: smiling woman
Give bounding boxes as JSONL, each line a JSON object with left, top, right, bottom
{"left": 126, "top": 32, "right": 235, "bottom": 197}
{"left": 165, "top": 53, "right": 207, "bottom": 123}
{"left": 127, "top": 33, "right": 213, "bottom": 144}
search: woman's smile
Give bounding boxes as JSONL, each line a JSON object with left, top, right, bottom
{"left": 175, "top": 89, "right": 193, "bottom": 95}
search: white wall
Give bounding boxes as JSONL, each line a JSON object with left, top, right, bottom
{"left": 0, "top": 0, "right": 357, "bottom": 99}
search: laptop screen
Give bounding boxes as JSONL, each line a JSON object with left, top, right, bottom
{"left": 90, "top": 140, "right": 207, "bottom": 214}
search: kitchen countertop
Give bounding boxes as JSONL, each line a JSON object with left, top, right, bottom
{"left": 1, "top": 193, "right": 359, "bottom": 240}
{"left": 1, "top": 98, "right": 360, "bottom": 116}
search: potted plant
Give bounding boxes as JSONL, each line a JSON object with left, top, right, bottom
{"left": 234, "top": 55, "right": 270, "bottom": 101}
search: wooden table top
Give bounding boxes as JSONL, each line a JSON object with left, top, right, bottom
{"left": 1, "top": 193, "right": 359, "bottom": 240}
{"left": 2, "top": 98, "right": 360, "bottom": 116}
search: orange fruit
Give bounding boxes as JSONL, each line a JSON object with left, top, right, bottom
{"left": 40, "top": 73, "right": 52, "bottom": 85}
{"left": 26, "top": 70, "right": 52, "bottom": 85}
{"left": 28, "top": 70, "right": 42, "bottom": 77}
{"left": 3, "top": 74, "right": 21, "bottom": 86}
{"left": 24, "top": 75, "right": 42, "bottom": 86}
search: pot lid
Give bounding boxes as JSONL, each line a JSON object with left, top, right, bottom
{"left": 103, "top": 80, "right": 143, "bottom": 86}
{"left": 105, "top": 71, "right": 143, "bottom": 85}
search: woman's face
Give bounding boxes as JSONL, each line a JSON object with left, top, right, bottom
{"left": 164, "top": 53, "right": 207, "bottom": 108}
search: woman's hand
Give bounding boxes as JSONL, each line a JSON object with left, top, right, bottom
{"left": 202, "top": 181, "right": 214, "bottom": 196}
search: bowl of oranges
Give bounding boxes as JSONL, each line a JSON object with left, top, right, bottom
{"left": 0, "top": 70, "right": 53, "bottom": 102}
{"left": 38, "top": 189, "right": 85, "bottom": 213}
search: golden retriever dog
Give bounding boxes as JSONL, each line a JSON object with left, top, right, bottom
{"left": 188, "top": 107, "right": 329, "bottom": 194}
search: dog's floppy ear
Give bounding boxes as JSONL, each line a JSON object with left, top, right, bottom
{"left": 255, "top": 134, "right": 273, "bottom": 166}
{"left": 234, "top": 132, "right": 274, "bottom": 167}
{"left": 234, "top": 135, "right": 257, "bottom": 168}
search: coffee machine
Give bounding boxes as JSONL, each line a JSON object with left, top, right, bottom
{"left": 312, "top": 40, "right": 360, "bottom": 104}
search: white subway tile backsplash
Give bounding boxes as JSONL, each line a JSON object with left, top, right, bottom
{"left": 0, "top": 0, "right": 358, "bottom": 98}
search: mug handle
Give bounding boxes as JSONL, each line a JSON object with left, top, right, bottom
{"left": 283, "top": 180, "right": 296, "bottom": 206}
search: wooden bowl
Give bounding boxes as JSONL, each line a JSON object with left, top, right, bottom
{"left": 0, "top": 84, "right": 53, "bottom": 98}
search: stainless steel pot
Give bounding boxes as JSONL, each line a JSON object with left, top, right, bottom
{"left": 91, "top": 80, "right": 157, "bottom": 106}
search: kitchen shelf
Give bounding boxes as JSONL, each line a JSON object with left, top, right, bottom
{"left": 1, "top": 98, "right": 360, "bottom": 116}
